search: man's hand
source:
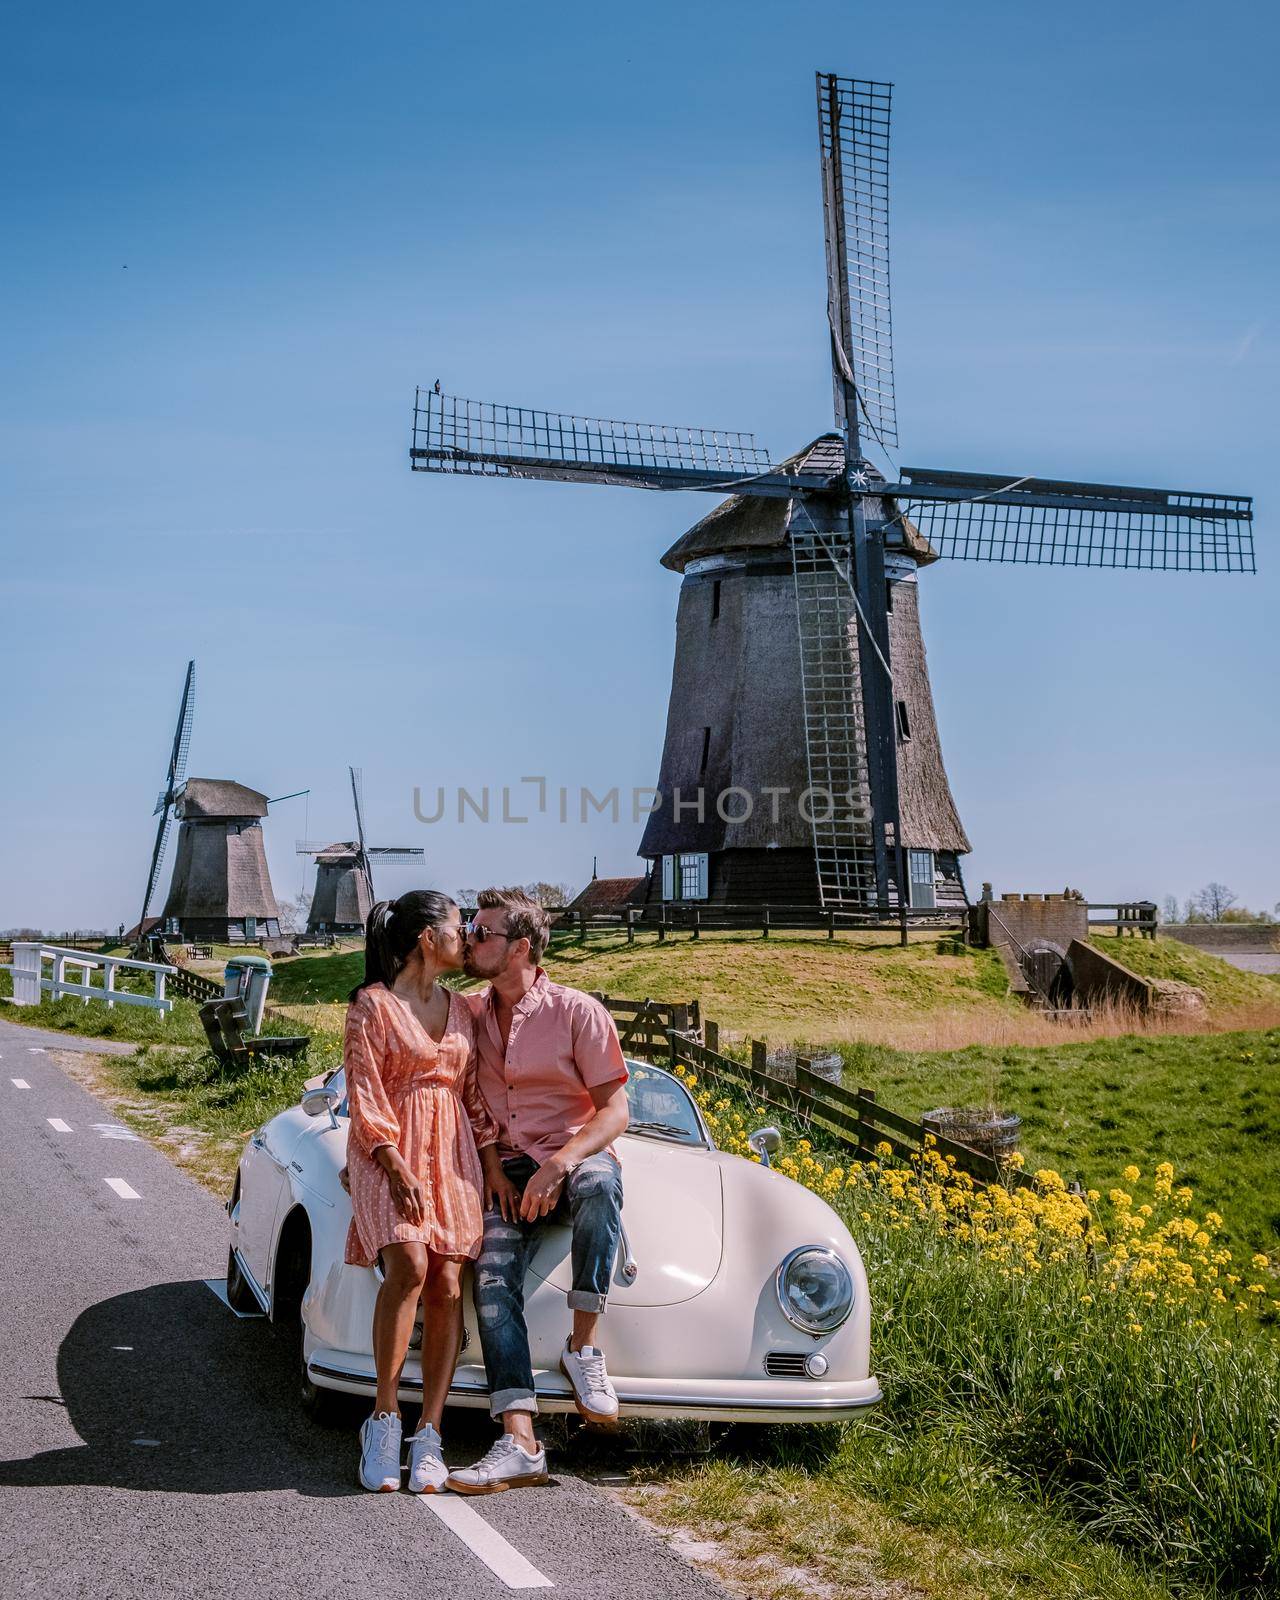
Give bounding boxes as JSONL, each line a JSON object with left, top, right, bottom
{"left": 519, "top": 1159, "right": 566, "bottom": 1222}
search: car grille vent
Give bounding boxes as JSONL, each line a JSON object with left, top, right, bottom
{"left": 764, "top": 1351, "right": 810, "bottom": 1377}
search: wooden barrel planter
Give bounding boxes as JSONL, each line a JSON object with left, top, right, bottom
{"left": 921, "top": 1107, "right": 1022, "bottom": 1163}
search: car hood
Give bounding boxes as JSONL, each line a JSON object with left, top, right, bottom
{"left": 526, "top": 1134, "right": 723, "bottom": 1307}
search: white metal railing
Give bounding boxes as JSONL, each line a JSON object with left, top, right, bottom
{"left": 4, "top": 943, "right": 176, "bottom": 1017}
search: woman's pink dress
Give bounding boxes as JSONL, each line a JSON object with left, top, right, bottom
{"left": 343, "top": 984, "right": 498, "bottom": 1266}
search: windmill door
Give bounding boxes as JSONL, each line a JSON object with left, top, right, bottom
{"left": 907, "top": 849, "right": 936, "bottom": 910}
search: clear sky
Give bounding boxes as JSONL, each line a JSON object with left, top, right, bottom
{"left": 2, "top": 0, "right": 1276, "bottom": 930}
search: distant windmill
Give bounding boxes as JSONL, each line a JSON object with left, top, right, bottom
{"left": 408, "top": 71, "right": 1255, "bottom": 915}
{"left": 132, "top": 659, "right": 196, "bottom": 948}
{"left": 297, "top": 768, "right": 425, "bottom": 935}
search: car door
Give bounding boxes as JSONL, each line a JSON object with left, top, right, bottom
{"left": 233, "top": 1107, "right": 311, "bottom": 1295}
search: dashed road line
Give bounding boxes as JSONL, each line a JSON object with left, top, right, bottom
{"left": 104, "top": 1178, "right": 141, "bottom": 1200}
{"left": 11, "top": 1078, "right": 30, "bottom": 1089}
{"left": 27, "top": 1046, "right": 46, "bottom": 1053}
{"left": 47, "top": 1118, "right": 73, "bottom": 1133}
{"left": 418, "top": 1494, "right": 554, "bottom": 1589}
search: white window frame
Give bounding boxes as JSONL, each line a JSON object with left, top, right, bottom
{"left": 661, "top": 851, "right": 709, "bottom": 901}
{"left": 907, "top": 849, "right": 936, "bottom": 910}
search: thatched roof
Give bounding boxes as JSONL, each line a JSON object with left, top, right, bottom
{"left": 661, "top": 437, "right": 845, "bottom": 572}
{"left": 175, "top": 778, "right": 269, "bottom": 820}
{"left": 660, "top": 436, "right": 937, "bottom": 574}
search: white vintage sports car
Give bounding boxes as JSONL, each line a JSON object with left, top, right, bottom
{"left": 225, "top": 1059, "right": 882, "bottom": 1425}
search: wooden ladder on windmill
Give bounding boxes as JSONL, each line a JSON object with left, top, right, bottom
{"left": 790, "top": 525, "right": 879, "bottom": 909}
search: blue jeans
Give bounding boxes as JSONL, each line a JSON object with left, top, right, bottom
{"left": 473, "top": 1152, "right": 623, "bottom": 1418}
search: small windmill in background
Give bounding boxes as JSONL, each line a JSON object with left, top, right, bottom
{"left": 132, "top": 659, "right": 196, "bottom": 949}
{"left": 297, "top": 767, "right": 425, "bottom": 935}
{"left": 408, "top": 71, "right": 1255, "bottom": 917}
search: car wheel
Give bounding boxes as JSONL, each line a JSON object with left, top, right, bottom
{"left": 225, "top": 1246, "right": 262, "bottom": 1315}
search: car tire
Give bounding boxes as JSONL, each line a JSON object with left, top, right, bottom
{"left": 225, "top": 1246, "right": 262, "bottom": 1315}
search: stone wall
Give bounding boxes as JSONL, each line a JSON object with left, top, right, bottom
{"left": 968, "top": 893, "right": 1089, "bottom": 957}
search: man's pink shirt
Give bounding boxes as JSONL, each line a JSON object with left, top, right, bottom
{"left": 467, "top": 969, "right": 628, "bottom": 1164}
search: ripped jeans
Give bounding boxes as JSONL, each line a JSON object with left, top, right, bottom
{"left": 473, "top": 1152, "right": 623, "bottom": 1418}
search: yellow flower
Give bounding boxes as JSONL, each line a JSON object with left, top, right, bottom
{"left": 1128, "top": 1322, "right": 1143, "bottom": 1335}
{"left": 1122, "top": 1165, "right": 1141, "bottom": 1184}
{"left": 875, "top": 1141, "right": 893, "bottom": 1159}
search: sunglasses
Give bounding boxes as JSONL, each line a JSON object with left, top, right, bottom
{"left": 464, "top": 920, "right": 511, "bottom": 944}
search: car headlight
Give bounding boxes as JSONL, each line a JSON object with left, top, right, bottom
{"left": 775, "top": 1247, "right": 854, "bottom": 1334}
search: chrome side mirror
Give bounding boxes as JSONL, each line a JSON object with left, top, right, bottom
{"left": 748, "top": 1125, "right": 782, "bottom": 1168}
{"left": 301, "top": 1086, "right": 341, "bottom": 1130}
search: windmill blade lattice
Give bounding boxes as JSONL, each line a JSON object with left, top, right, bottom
{"left": 891, "top": 469, "right": 1255, "bottom": 572}
{"left": 411, "top": 390, "right": 809, "bottom": 495}
{"left": 818, "top": 73, "right": 896, "bottom": 451}
{"left": 138, "top": 659, "right": 195, "bottom": 939}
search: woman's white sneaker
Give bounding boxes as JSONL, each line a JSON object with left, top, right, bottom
{"left": 358, "top": 1410, "right": 403, "bottom": 1492}
{"left": 559, "top": 1339, "right": 619, "bottom": 1424}
{"left": 445, "top": 1434, "right": 549, "bottom": 1495}
{"left": 406, "top": 1422, "right": 448, "bottom": 1494}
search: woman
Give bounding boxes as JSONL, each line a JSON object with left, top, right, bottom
{"left": 343, "top": 889, "right": 502, "bottom": 1494}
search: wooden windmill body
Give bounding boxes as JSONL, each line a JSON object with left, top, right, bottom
{"left": 409, "top": 74, "right": 1254, "bottom": 915}
{"left": 297, "top": 768, "right": 424, "bottom": 935}
{"left": 161, "top": 778, "right": 282, "bottom": 943}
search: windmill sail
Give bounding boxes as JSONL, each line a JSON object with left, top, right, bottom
{"left": 887, "top": 469, "right": 1255, "bottom": 572}
{"left": 817, "top": 73, "right": 896, "bottom": 453}
{"left": 137, "top": 660, "right": 195, "bottom": 941}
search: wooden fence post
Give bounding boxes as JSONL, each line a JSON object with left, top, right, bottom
{"left": 751, "top": 1039, "right": 767, "bottom": 1077}
{"left": 626, "top": 908, "right": 635, "bottom": 945}
{"left": 828, "top": 910, "right": 836, "bottom": 940}
{"left": 692, "top": 907, "right": 700, "bottom": 941}
{"left": 762, "top": 905, "right": 770, "bottom": 940}
{"left": 704, "top": 1018, "right": 719, "bottom": 1054}
{"left": 658, "top": 905, "right": 666, "bottom": 944}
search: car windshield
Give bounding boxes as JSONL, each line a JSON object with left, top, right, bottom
{"left": 320, "top": 1062, "right": 708, "bottom": 1148}
{"left": 623, "top": 1062, "right": 708, "bottom": 1147}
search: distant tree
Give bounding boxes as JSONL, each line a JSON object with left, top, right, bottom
{"left": 1160, "top": 895, "right": 1182, "bottom": 925}
{"left": 277, "top": 891, "right": 312, "bottom": 934}
{"left": 1190, "top": 882, "right": 1237, "bottom": 922}
{"left": 522, "top": 881, "right": 574, "bottom": 908}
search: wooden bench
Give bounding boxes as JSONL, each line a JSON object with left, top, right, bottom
{"left": 199, "top": 999, "right": 309, "bottom": 1068}
{"left": 188, "top": 944, "right": 214, "bottom": 960}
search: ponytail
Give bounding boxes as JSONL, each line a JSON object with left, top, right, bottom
{"left": 349, "top": 890, "right": 458, "bottom": 1001}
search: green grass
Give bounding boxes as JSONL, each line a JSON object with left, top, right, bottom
{"left": 824, "top": 1027, "right": 1280, "bottom": 1256}
{"left": 1089, "top": 933, "right": 1280, "bottom": 1008}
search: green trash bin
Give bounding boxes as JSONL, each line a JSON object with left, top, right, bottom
{"left": 224, "top": 954, "right": 273, "bottom": 1034}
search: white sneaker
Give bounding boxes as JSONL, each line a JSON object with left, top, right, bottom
{"left": 445, "top": 1433, "right": 549, "bottom": 1495}
{"left": 559, "top": 1339, "right": 619, "bottom": 1424}
{"left": 358, "top": 1410, "right": 403, "bottom": 1492}
{"left": 406, "top": 1422, "right": 448, "bottom": 1494}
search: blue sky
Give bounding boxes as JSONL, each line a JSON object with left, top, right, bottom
{"left": 2, "top": 0, "right": 1276, "bottom": 929}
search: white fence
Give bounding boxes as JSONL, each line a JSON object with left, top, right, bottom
{"left": 5, "top": 943, "right": 176, "bottom": 1018}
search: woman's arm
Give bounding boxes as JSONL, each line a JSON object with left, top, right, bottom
{"left": 343, "top": 995, "right": 400, "bottom": 1158}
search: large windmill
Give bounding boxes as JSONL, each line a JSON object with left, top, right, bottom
{"left": 297, "top": 768, "right": 425, "bottom": 935}
{"left": 409, "top": 72, "right": 1255, "bottom": 914}
{"left": 132, "top": 659, "right": 196, "bottom": 947}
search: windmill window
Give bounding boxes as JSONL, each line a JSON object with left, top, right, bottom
{"left": 661, "top": 852, "right": 708, "bottom": 901}
{"left": 699, "top": 726, "right": 711, "bottom": 774}
{"left": 711, "top": 579, "right": 721, "bottom": 622}
{"left": 895, "top": 700, "right": 912, "bottom": 741}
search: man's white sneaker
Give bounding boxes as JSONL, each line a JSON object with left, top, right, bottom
{"left": 406, "top": 1422, "right": 448, "bottom": 1494}
{"left": 445, "top": 1434, "right": 549, "bottom": 1495}
{"left": 358, "top": 1410, "right": 403, "bottom": 1492}
{"left": 559, "top": 1339, "right": 619, "bottom": 1424}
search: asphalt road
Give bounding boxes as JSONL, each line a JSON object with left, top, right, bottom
{"left": 0, "top": 1016, "right": 725, "bottom": 1599}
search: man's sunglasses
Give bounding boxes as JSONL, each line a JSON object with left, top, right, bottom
{"left": 464, "top": 919, "right": 511, "bottom": 944}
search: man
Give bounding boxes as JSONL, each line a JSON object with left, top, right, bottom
{"left": 446, "top": 887, "right": 629, "bottom": 1495}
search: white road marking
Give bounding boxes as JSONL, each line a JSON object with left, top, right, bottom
{"left": 419, "top": 1495, "right": 554, "bottom": 1589}
{"left": 28, "top": 1046, "right": 46, "bottom": 1053}
{"left": 105, "top": 1178, "right": 141, "bottom": 1200}
{"left": 11, "top": 1078, "right": 30, "bottom": 1089}
{"left": 132, "top": 1438, "right": 161, "bottom": 1446}
{"left": 94, "top": 1123, "right": 140, "bottom": 1141}
{"left": 47, "top": 1118, "right": 73, "bottom": 1133}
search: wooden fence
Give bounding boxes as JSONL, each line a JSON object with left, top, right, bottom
{"left": 666, "top": 1029, "right": 1039, "bottom": 1193}
{"left": 591, "top": 993, "right": 700, "bottom": 1060}
{"left": 555, "top": 903, "right": 963, "bottom": 947}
